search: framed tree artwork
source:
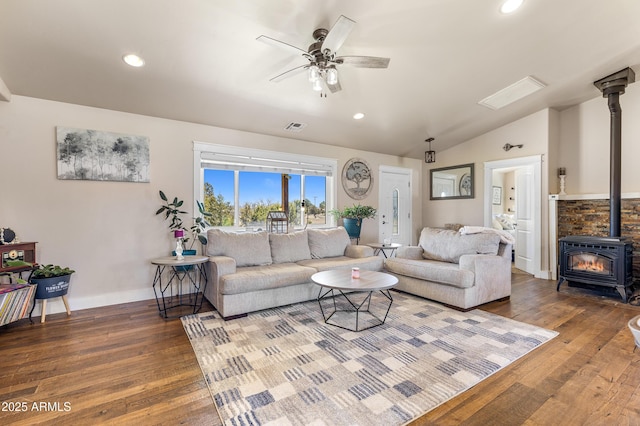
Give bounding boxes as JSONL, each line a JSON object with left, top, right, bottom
{"left": 56, "top": 127, "right": 150, "bottom": 183}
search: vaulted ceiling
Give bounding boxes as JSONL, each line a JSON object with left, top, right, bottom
{"left": 1, "top": 0, "right": 640, "bottom": 159}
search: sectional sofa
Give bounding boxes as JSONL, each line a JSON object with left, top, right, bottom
{"left": 203, "top": 227, "right": 383, "bottom": 319}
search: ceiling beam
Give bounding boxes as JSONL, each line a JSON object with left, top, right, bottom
{"left": 0, "top": 75, "right": 12, "bottom": 102}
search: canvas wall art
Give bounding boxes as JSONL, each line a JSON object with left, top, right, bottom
{"left": 56, "top": 127, "right": 150, "bottom": 182}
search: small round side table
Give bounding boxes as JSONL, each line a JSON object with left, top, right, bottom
{"left": 151, "top": 255, "right": 208, "bottom": 319}
{"left": 367, "top": 243, "right": 402, "bottom": 258}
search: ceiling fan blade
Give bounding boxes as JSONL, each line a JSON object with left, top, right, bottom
{"left": 256, "top": 35, "right": 308, "bottom": 57}
{"left": 269, "top": 64, "right": 309, "bottom": 82}
{"left": 321, "top": 15, "right": 355, "bottom": 55}
{"left": 335, "top": 56, "right": 390, "bottom": 68}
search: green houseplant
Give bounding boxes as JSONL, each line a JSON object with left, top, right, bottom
{"left": 30, "top": 264, "right": 75, "bottom": 299}
{"left": 330, "top": 204, "right": 377, "bottom": 239}
{"left": 156, "top": 191, "right": 212, "bottom": 249}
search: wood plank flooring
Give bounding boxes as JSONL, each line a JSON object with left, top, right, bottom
{"left": 1, "top": 274, "right": 639, "bottom": 425}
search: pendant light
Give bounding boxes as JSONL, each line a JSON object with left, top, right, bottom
{"left": 425, "top": 137, "right": 436, "bottom": 163}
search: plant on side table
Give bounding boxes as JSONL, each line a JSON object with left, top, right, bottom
{"left": 330, "top": 204, "right": 377, "bottom": 240}
{"left": 156, "top": 191, "right": 212, "bottom": 261}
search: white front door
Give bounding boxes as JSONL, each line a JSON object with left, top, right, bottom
{"left": 378, "top": 166, "right": 412, "bottom": 245}
{"left": 515, "top": 166, "right": 535, "bottom": 274}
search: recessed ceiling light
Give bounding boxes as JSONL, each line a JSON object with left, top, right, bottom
{"left": 500, "top": 0, "right": 524, "bottom": 14}
{"left": 353, "top": 113, "right": 365, "bottom": 120}
{"left": 123, "top": 54, "right": 145, "bottom": 67}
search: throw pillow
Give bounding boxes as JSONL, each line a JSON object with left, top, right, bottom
{"left": 269, "top": 230, "right": 312, "bottom": 263}
{"left": 307, "top": 227, "right": 351, "bottom": 258}
{"left": 206, "top": 229, "right": 272, "bottom": 267}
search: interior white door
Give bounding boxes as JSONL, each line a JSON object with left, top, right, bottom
{"left": 515, "top": 166, "right": 535, "bottom": 273}
{"left": 378, "top": 167, "right": 412, "bottom": 245}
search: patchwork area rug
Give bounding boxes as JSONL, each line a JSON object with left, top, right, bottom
{"left": 181, "top": 292, "right": 557, "bottom": 425}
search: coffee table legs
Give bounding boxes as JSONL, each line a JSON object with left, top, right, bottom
{"left": 317, "top": 287, "right": 393, "bottom": 332}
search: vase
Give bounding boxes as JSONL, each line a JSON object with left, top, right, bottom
{"left": 172, "top": 249, "right": 197, "bottom": 272}
{"left": 629, "top": 315, "right": 640, "bottom": 349}
{"left": 342, "top": 218, "right": 362, "bottom": 239}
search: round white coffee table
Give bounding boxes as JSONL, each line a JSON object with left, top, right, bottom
{"left": 312, "top": 269, "right": 398, "bottom": 332}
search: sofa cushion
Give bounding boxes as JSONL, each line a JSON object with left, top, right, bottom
{"left": 269, "top": 230, "right": 312, "bottom": 264}
{"left": 419, "top": 227, "right": 500, "bottom": 264}
{"left": 385, "top": 258, "right": 475, "bottom": 289}
{"left": 307, "top": 227, "right": 351, "bottom": 259}
{"left": 206, "top": 229, "right": 272, "bottom": 267}
{"left": 297, "top": 255, "right": 383, "bottom": 272}
{"left": 219, "top": 263, "right": 316, "bottom": 295}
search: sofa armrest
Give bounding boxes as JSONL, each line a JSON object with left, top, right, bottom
{"left": 396, "top": 246, "right": 424, "bottom": 260}
{"left": 459, "top": 253, "right": 511, "bottom": 300}
{"left": 459, "top": 253, "right": 498, "bottom": 272}
{"left": 209, "top": 255, "right": 237, "bottom": 278}
{"left": 345, "top": 245, "right": 375, "bottom": 258}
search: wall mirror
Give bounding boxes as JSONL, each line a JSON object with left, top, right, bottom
{"left": 430, "top": 163, "right": 474, "bottom": 200}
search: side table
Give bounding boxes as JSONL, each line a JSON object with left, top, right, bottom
{"left": 151, "top": 255, "right": 209, "bottom": 319}
{"left": 367, "top": 243, "right": 402, "bottom": 258}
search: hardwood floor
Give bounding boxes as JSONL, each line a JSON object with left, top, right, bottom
{"left": 1, "top": 274, "right": 639, "bottom": 425}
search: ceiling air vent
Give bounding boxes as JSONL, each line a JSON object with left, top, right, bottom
{"left": 284, "top": 122, "right": 307, "bottom": 132}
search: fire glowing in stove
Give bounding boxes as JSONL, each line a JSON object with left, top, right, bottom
{"left": 571, "top": 254, "right": 609, "bottom": 274}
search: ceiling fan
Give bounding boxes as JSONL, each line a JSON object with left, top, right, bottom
{"left": 257, "top": 15, "right": 390, "bottom": 94}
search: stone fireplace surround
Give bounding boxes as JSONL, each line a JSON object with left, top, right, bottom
{"left": 550, "top": 193, "right": 640, "bottom": 281}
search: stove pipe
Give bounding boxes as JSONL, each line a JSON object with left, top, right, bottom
{"left": 593, "top": 68, "right": 636, "bottom": 238}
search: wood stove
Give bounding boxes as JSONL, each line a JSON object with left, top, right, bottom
{"left": 558, "top": 236, "right": 633, "bottom": 302}
{"left": 557, "top": 68, "right": 636, "bottom": 302}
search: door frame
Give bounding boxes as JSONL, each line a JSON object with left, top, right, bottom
{"left": 483, "top": 155, "right": 542, "bottom": 277}
{"left": 378, "top": 165, "right": 413, "bottom": 245}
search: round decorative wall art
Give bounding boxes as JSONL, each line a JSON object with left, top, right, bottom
{"left": 342, "top": 158, "right": 373, "bottom": 200}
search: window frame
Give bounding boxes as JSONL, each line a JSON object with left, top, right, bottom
{"left": 193, "top": 141, "right": 337, "bottom": 230}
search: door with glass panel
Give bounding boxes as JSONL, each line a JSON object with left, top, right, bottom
{"left": 378, "top": 166, "right": 412, "bottom": 246}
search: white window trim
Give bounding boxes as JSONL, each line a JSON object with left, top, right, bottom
{"left": 193, "top": 141, "right": 338, "bottom": 230}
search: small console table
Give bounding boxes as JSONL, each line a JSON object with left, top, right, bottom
{"left": 367, "top": 242, "right": 402, "bottom": 258}
{"left": 151, "top": 255, "right": 208, "bottom": 319}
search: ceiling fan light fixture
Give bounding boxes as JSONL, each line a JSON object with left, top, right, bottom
{"left": 326, "top": 66, "right": 338, "bottom": 85}
{"left": 308, "top": 64, "right": 319, "bottom": 82}
{"left": 312, "top": 79, "right": 323, "bottom": 91}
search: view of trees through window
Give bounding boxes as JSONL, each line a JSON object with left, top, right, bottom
{"left": 203, "top": 169, "right": 327, "bottom": 228}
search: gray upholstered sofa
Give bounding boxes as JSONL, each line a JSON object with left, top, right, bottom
{"left": 384, "top": 227, "right": 512, "bottom": 311}
{"left": 203, "top": 227, "right": 383, "bottom": 318}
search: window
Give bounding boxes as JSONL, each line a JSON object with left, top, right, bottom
{"left": 194, "top": 142, "right": 337, "bottom": 229}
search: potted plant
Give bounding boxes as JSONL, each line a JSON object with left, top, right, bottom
{"left": 188, "top": 200, "right": 212, "bottom": 250}
{"left": 330, "top": 204, "right": 377, "bottom": 239}
{"left": 30, "top": 264, "right": 75, "bottom": 299}
{"left": 156, "top": 191, "right": 212, "bottom": 251}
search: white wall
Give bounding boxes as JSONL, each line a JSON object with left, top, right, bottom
{"left": 423, "top": 109, "right": 551, "bottom": 227}
{"left": 0, "top": 96, "right": 422, "bottom": 315}
{"left": 559, "top": 83, "right": 640, "bottom": 195}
